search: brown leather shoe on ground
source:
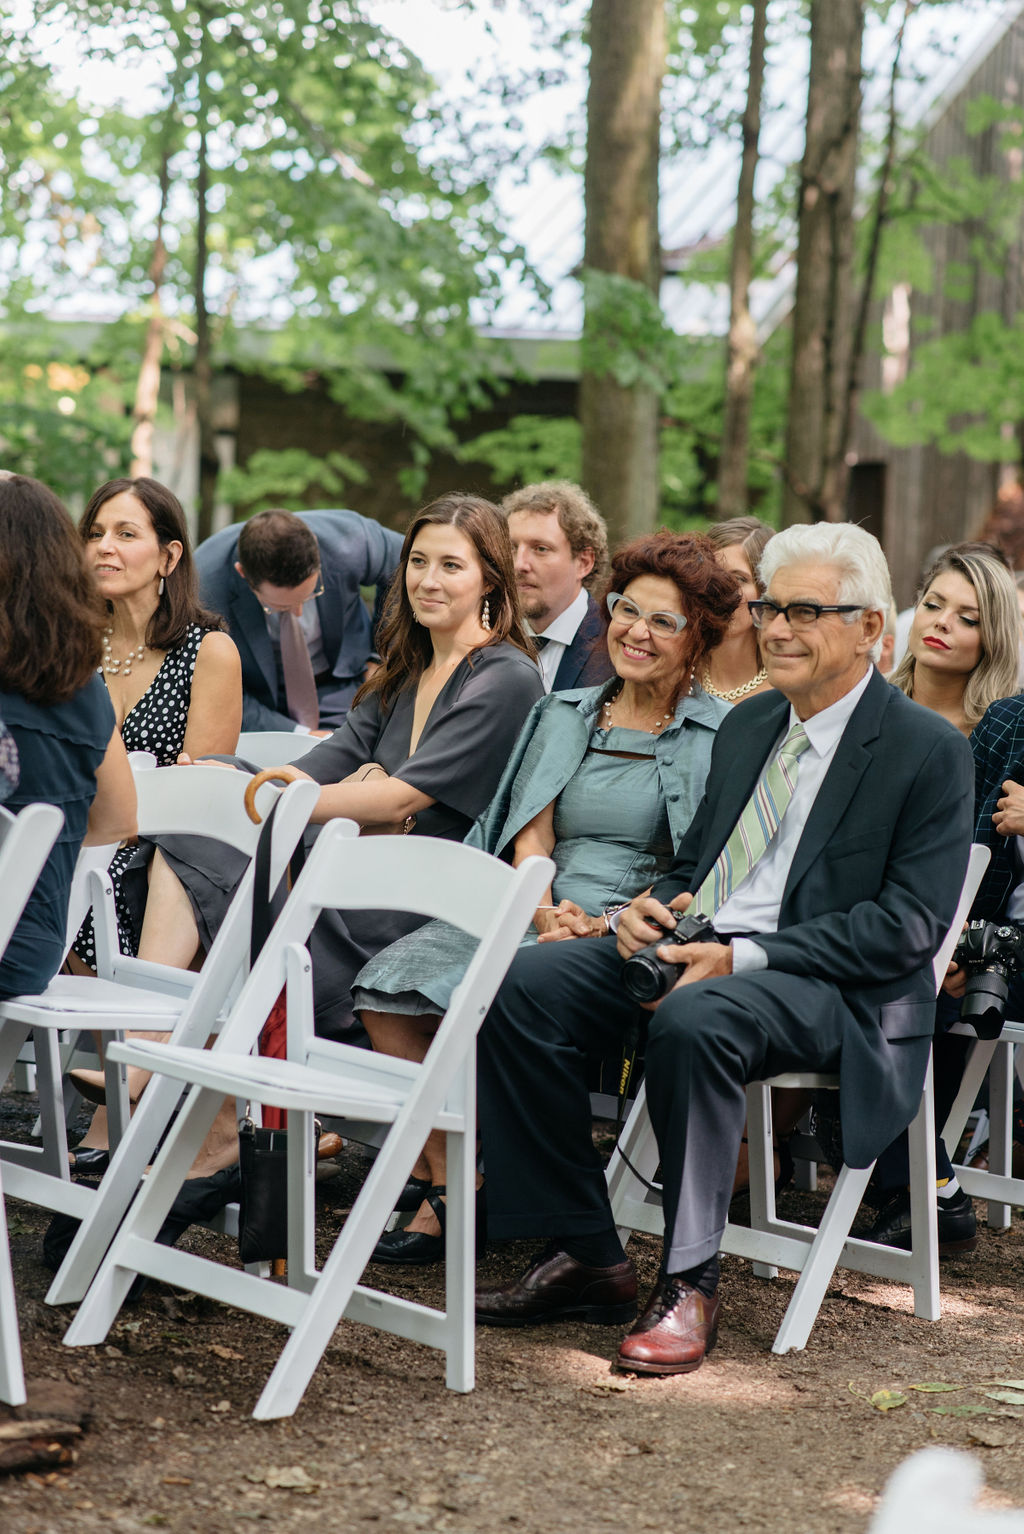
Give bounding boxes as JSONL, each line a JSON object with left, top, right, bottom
{"left": 475, "top": 1249, "right": 637, "bottom": 1328}
{"left": 616, "top": 1275, "right": 720, "bottom": 1375}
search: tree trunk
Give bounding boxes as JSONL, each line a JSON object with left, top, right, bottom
{"left": 580, "top": 0, "right": 666, "bottom": 544}
{"left": 194, "top": 121, "right": 218, "bottom": 543}
{"left": 717, "top": 0, "right": 768, "bottom": 518}
{"left": 129, "top": 141, "right": 171, "bottom": 480}
{"left": 782, "top": 0, "right": 864, "bottom": 524}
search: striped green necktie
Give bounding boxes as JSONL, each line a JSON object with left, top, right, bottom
{"left": 691, "top": 721, "right": 812, "bottom": 919}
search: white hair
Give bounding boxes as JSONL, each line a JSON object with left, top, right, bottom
{"left": 757, "top": 523, "right": 892, "bottom": 664}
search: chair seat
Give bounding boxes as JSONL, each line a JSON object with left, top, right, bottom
{"left": 1, "top": 976, "right": 185, "bottom": 1024}
{"left": 108, "top": 1040, "right": 448, "bottom": 1125}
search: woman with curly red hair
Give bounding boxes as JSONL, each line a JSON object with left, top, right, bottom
{"left": 354, "top": 530, "right": 740, "bottom": 1263}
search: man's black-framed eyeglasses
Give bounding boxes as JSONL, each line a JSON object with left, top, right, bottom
{"left": 748, "top": 599, "right": 865, "bottom": 631}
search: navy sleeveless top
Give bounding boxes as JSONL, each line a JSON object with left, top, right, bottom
{"left": 0, "top": 675, "right": 114, "bottom": 996}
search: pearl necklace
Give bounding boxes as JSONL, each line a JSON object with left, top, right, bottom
{"left": 101, "top": 627, "right": 147, "bottom": 677}
{"left": 701, "top": 664, "right": 768, "bottom": 702}
{"left": 601, "top": 688, "right": 674, "bottom": 735}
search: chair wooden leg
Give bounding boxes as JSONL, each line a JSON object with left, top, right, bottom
{"left": 0, "top": 1172, "right": 27, "bottom": 1406}
{"left": 986, "top": 1041, "right": 1014, "bottom": 1231}
{"left": 771, "top": 1160, "right": 875, "bottom": 1354}
{"left": 905, "top": 1055, "right": 940, "bottom": 1321}
{"left": 444, "top": 1056, "right": 475, "bottom": 1395}
{"left": 32, "top": 1031, "right": 72, "bottom": 1180}
{"left": 746, "top": 1083, "right": 779, "bottom": 1280}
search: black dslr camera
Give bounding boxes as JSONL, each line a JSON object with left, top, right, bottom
{"left": 620, "top": 911, "right": 719, "bottom": 1004}
{"left": 952, "top": 918, "right": 1024, "bottom": 1038}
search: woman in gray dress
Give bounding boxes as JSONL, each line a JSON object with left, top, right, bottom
{"left": 153, "top": 492, "right": 546, "bottom": 1043}
{"left": 355, "top": 530, "right": 741, "bottom": 1262}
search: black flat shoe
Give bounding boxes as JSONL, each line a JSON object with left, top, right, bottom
{"left": 393, "top": 1174, "right": 431, "bottom": 1213}
{"left": 68, "top": 1146, "right": 110, "bottom": 1176}
{"left": 371, "top": 1185, "right": 486, "bottom": 1266}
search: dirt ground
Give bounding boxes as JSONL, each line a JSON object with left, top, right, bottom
{"left": 2, "top": 1090, "right": 1024, "bottom": 1534}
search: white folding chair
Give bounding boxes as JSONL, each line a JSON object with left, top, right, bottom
{"left": 942, "top": 1022, "right": 1024, "bottom": 1229}
{"left": 0, "top": 769, "right": 319, "bottom": 1300}
{"left": 63, "top": 830, "right": 553, "bottom": 1418}
{"left": 606, "top": 843, "right": 990, "bottom": 1354}
{"left": 0, "top": 800, "right": 67, "bottom": 1406}
{"left": 236, "top": 731, "right": 319, "bottom": 769}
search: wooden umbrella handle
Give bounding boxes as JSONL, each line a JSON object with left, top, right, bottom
{"left": 243, "top": 766, "right": 303, "bottom": 823}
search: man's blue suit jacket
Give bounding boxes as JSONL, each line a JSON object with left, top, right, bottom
{"left": 196, "top": 509, "right": 403, "bottom": 732}
{"left": 550, "top": 592, "right": 615, "bottom": 692}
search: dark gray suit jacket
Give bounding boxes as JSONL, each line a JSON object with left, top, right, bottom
{"left": 195, "top": 509, "right": 403, "bottom": 731}
{"left": 652, "top": 668, "right": 974, "bottom": 1167}
{"left": 551, "top": 593, "right": 615, "bottom": 692}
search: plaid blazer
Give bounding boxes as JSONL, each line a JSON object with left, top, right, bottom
{"left": 971, "top": 693, "right": 1024, "bottom": 919}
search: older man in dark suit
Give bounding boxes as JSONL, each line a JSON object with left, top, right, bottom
{"left": 196, "top": 508, "right": 402, "bottom": 733}
{"left": 502, "top": 481, "right": 614, "bottom": 692}
{"left": 475, "top": 522, "right": 974, "bottom": 1375}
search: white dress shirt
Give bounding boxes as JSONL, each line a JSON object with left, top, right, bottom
{"left": 719, "top": 668, "right": 874, "bottom": 970}
{"left": 528, "top": 588, "right": 590, "bottom": 692}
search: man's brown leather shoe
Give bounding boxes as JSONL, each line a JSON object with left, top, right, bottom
{"left": 475, "top": 1249, "right": 638, "bottom": 1328}
{"left": 615, "top": 1274, "right": 720, "bottom": 1375}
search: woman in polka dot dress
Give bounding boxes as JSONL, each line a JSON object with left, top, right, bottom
{"left": 70, "top": 476, "right": 242, "bottom": 970}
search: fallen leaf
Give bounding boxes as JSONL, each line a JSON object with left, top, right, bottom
{"left": 869, "top": 1390, "right": 907, "bottom": 1412}
{"left": 248, "top": 1466, "right": 321, "bottom": 1493}
{"left": 984, "top": 1380, "right": 1024, "bottom": 1390}
{"left": 207, "top": 1344, "right": 244, "bottom": 1361}
{"left": 981, "top": 1390, "right": 1024, "bottom": 1406}
{"left": 926, "top": 1402, "right": 989, "bottom": 1417}
{"left": 907, "top": 1382, "right": 962, "bottom": 1393}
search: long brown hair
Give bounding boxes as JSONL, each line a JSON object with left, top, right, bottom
{"left": 0, "top": 475, "right": 107, "bottom": 703}
{"left": 80, "top": 477, "right": 226, "bottom": 649}
{"left": 355, "top": 493, "right": 533, "bottom": 710}
{"left": 602, "top": 531, "right": 741, "bottom": 704}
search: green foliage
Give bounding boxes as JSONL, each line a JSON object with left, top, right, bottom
{"left": 581, "top": 269, "right": 685, "bottom": 394}
{"left": 460, "top": 415, "right": 582, "bottom": 486}
{"left": 863, "top": 311, "right": 1024, "bottom": 461}
{"left": 0, "top": 325, "right": 133, "bottom": 497}
{"left": 0, "top": 0, "right": 532, "bottom": 509}
{"left": 217, "top": 447, "right": 369, "bottom": 515}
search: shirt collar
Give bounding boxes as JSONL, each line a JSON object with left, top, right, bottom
{"left": 789, "top": 666, "right": 873, "bottom": 757}
{"left": 527, "top": 587, "right": 590, "bottom": 647}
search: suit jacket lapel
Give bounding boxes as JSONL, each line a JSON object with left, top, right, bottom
{"left": 230, "top": 577, "right": 278, "bottom": 700}
{"left": 782, "top": 668, "right": 887, "bottom": 901}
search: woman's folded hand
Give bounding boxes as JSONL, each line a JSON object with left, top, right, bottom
{"left": 536, "top": 900, "right": 605, "bottom": 942}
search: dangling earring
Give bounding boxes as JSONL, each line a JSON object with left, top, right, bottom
{"left": 481, "top": 597, "right": 491, "bottom": 631}
{"left": 158, "top": 576, "right": 166, "bottom": 597}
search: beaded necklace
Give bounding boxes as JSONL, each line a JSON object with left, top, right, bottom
{"left": 101, "top": 627, "right": 147, "bottom": 677}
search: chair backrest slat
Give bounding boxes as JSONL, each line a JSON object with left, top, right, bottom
{"left": 133, "top": 765, "right": 284, "bottom": 855}
{"left": 291, "top": 832, "right": 539, "bottom": 938}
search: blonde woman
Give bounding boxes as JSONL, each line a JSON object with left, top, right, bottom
{"left": 890, "top": 543, "right": 1020, "bottom": 736}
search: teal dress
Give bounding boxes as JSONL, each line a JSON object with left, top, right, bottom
{"left": 353, "top": 680, "right": 728, "bottom": 1017}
